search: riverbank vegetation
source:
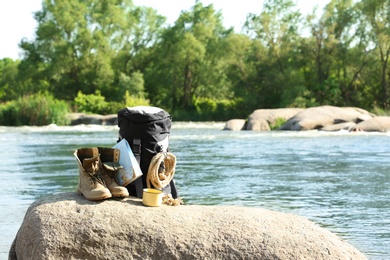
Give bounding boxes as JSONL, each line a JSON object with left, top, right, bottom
{"left": 1, "top": 0, "right": 390, "bottom": 125}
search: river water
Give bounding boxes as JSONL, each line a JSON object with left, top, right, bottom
{"left": 0, "top": 122, "right": 389, "bottom": 259}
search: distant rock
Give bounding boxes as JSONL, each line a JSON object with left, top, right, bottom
{"left": 354, "top": 116, "right": 390, "bottom": 132}
{"left": 9, "top": 192, "right": 366, "bottom": 260}
{"left": 321, "top": 122, "right": 357, "bottom": 131}
{"left": 246, "top": 108, "right": 304, "bottom": 131}
{"left": 68, "top": 113, "right": 117, "bottom": 125}
{"left": 278, "top": 106, "right": 374, "bottom": 131}
{"left": 247, "top": 117, "right": 271, "bottom": 131}
{"left": 223, "top": 119, "right": 246, "bottom": 131}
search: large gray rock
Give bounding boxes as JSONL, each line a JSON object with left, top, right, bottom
{"left": 223, "top": 119, "right": 246, "bottom": 131}
{"left": 354, "top": 116, "right": 390, "bottom": 132}
{"left": 321, "top": 122, "right": 357, "bottom": 132}
{"left": 9, "top": 192, "right": 366, "bottom": 260}
{"left": 279, "top": 106, "right": 374, "bottom": 131}
{"left": 247, "top": 108, "right": 304, "bottom": 131}
{"left": 247, "top": 117, "right": 271, "bottom": 131}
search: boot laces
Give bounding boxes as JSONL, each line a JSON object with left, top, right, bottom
{"left": 88, "top": 172, "right": 106, "bottom": 186}
{"left": 86, "top": 161, "right": 106, "bottom": 187}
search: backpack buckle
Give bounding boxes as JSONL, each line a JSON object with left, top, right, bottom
{"left": 132, "top": 139, "right": 141, "bottom": 156}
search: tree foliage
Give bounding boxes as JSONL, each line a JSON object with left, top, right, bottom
{"left": 18, "top": 0, "right": 165, "bottom": 101}
{"left": 243, "top": 0, "right": 304, "bottom": 108}
{"left": 1, "top": 0, "right": 390, "bottom": 122}
{"left": 144, "top": 2, "right": 233, "bottom": 111}
{"left": 358, "top": 0, "right": 390, "bottom": 108}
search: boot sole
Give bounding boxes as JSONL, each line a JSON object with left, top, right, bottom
{"left": 77, "top": 189, "right": 112, "bottom": 201}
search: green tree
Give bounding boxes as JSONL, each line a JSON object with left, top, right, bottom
{"left": 118, "top": 71, "right": 150, "bottom": 106}
{"left": 0, "top": 58, "right": 19, "bottom": 100}
{"left": 144, "top": 1, "right": 233, "bottom": 110}
{"left": 244, "top": 0, "right": 305, "bottom": 108}
{"left": 302, "top": 0, "right": 370, "bottom": 107}
{"left": 0, "top": 58, "right": 48, "bottom": 101}
{"left": 222, "top": 33, "right": 256, "bottom": 113}
{"left": 19, "top": 0, "right": 165, "bottom": 102}
{"left": 118, "top": 71, "right": 146, "bottom": 99}
{"left": 358, "top": 0, "right": 390, "bottom": 108}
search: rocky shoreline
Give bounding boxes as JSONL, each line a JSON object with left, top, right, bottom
{"left": 68, "top": 105, "right": 390, "bottom": 133}
{"left": 224, "top": 105, "right": 390, "bottom": 132}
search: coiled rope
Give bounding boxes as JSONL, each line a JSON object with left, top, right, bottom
{"left": 146, "top": 152, "right": 176, "bottom": 189}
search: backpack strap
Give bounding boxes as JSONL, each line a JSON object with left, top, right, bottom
{"left": 169, "top": 179, "right": 178, "bottom": 199}
{"left": 128, "top": 138, "right": 178, "bottom": 199}
{"left": 129, "top": 138, "right": 143, "bottom": 198}
{"left": 132, "top": 139, "right": 141, "bottom": 165}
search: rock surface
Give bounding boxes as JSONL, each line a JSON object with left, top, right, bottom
{"left": 279, "top": 106, "right": 374, "bottom": 131}
{"left": 354, "top": 116, "right": 390, "bottom": 132}
{"left": 246, "top": 108, "right": 304, "bottom": 131}
{"left": 247, "top": 117, "right": 271, "bottom": 131}
{"left": 223, "top": 119, "right": 246, "bottom": 131}
{"left": 10, "top": 192, "right": 366, "bottom": 260}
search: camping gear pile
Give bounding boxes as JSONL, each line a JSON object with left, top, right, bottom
{"left": 74, "top": 106, "right": 182, "bottom": 206}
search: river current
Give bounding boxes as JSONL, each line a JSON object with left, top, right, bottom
{"left": 0, "top": 122, "right": 389, "bottom": 259}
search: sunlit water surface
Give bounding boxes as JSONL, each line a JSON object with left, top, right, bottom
{"left": 0, "top": 123, "right": 389, "bottom": 259}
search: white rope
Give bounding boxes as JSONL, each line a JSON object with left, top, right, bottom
{"left": 146, "top": 152, "right": 176, "bottom": 189}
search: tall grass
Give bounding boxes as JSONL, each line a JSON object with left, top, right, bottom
{"left": 371, "top": 106, "right": 390, "bottom": 116}
{"left": 0, "top": 93, "right": 70, "bottom": 126}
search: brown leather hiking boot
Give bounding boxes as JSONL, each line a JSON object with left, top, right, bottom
{"left": 98, "top": 147, "right": 129, "bottom": 198}
{"left": 74, "top": 148, "right": 112, "bottom": 201}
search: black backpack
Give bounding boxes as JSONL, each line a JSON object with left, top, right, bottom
{"left": 117, "top": 106, "right": 178, "bottom": 198}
